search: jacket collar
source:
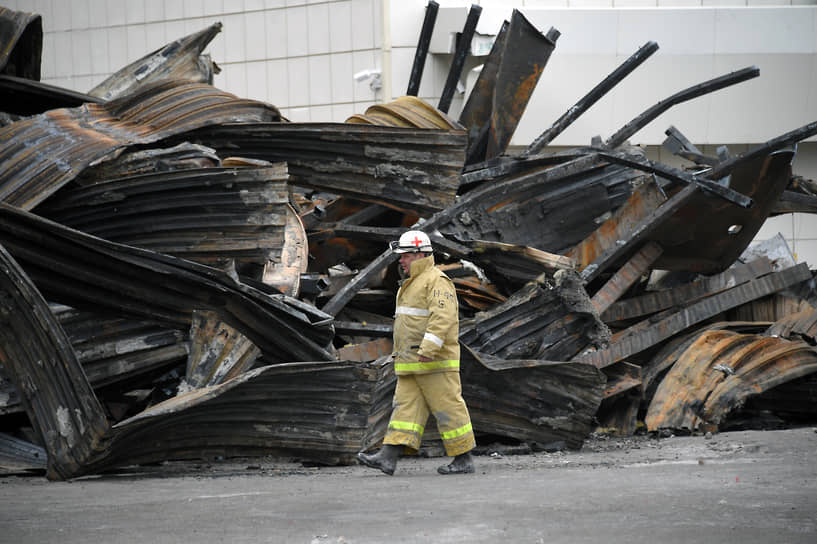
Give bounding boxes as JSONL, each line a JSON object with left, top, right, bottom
{"left": 409, "top": 254, "right": 435, "bottom": 278}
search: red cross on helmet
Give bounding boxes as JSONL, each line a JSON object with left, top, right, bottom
{"left": 390, "top": 230, "right": 433, "bottom": 253}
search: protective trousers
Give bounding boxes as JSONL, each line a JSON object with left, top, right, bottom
{"left": 383, "top": 371, "right": 476, "bottom": 456}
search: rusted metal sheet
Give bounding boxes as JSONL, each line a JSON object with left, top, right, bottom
{"left": 460, "top": 270, "right": 610, "bottom": 362}
{"left": 590, "top": 241, "right": 664, "bottom": 314}
{"left": 175, "top": 122, "right": 466, "bottom": 216}
{"left": 0, "top": 80, "right": 280, "bottom": 210}
{"left": 458, "top": 9, "right": 559, "bottom": 163}
{"left": 601, "top": 258, "right": 774, "bottom": 323}
{"left": 0, "top": 6, "right": 41, "bottom": 80}
{"left": 38, "top": 164, "right": 297, "bottom": 280}
{"left": 0, "top": 202, "right": 336, "bottom": 363}
{"left": 461, "top": 347, "right": 605, "bottom": 450}
{"left": 645, "top": 329, "right": 817, "bottom": 432}
{"left": 346, "top": 96, "right": 461, "bottom": 129}
{"left": 574, "top": 263, "right": 812, "bottom": 369}
{"left": 646, "top": 150, "right": 796, "bottom": 274}
{"left": 566, "top": 175, "right": 664, "bottom": 271}
{"left": 88, "top": 23, "right": 222, "bottom": 101}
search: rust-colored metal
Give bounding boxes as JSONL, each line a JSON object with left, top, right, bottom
{"left": 458, "top": 9, "right": 559, "bottom": 163}
{"left": 0, "top": 6, "right": 41, "bottom": 80}
{"left": 89, "top": 23, "right": 222, "bottom": 101}
{"left": 590, "top": 241, "right": 663, "bottom": 314}
{"left": 645, "top": 329, "right": 817, "bottom": 432}
{"left": 566, "top": 175, "right": 664, "bottom": 271}
{"left": 346, "top": 96, "right": 461, "bottom": 129}
{"left": 0, "top": 80, "right": 280, "bottom": 210}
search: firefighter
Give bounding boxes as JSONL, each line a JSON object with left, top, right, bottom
{"left": 357, "top": 230, "right": 476, "bottom": 475}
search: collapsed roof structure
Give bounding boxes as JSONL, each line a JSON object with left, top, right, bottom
{"left": 1, "top": 4, "right": 816, "bottom": 480}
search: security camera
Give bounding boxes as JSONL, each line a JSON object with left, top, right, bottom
{"left": 354, "top": 69, "right": 381, "bottom": 82}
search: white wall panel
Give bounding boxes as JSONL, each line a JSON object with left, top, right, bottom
{"left": 329, "top": 2, "right": 353, "bottom": 53}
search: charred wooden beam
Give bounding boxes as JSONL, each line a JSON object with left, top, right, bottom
{"left": 523, "top": 41, "right": 659, "bottom": 156}
{"left": 574, "top": 263, "right": 812, "bottom": 369}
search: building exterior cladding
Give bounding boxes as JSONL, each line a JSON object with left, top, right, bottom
{"left": 9, "top": 0, "right": 817, "bottom": 266}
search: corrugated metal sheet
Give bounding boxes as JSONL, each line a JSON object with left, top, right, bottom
{"left": 88, "top": 23, "right": 222, "bottom": 101}
{"left": 0, "top": 80, "right": 280, "bottom": 210}
{"left": 645, "top": 329, "right": 817, "bottom": 432}
{"left": 176, "top": 121, "right": 466, "bottom": 216}
{"left": 346, "top": 95, "right": 462, "bottom": 129}
{"left": 37, "top": 163, "right": 295, "bottom": 277}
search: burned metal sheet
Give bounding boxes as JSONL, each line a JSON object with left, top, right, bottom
{"left": 37, "top": 164, "right": 295, "bottom": 279}
{"left": 460, "top": 270, "right": 610, "bottom": 362}
{"left": 0, "top": 80, "right": 280, "bottom": 210}
{"left": 0, "top": 74, "right": 103, "bottom": 118}
{"left": 645, "top": 329, "right": 817, "bottom": 432}
{"left": 458, "top": 10, "right": 559, "bottom": 164}
{"left": 574, "top": 263, "right": 812, "bottom": 369}
{"left": 765, "top": 307, "right": 817, "bottom": 342}
{"left": 0, "top": 202, "right": 335, "bottom": 363}
{"left": 461, "top": 347, "right": 605, "bottom": 450}
{"left": 0, "top": 244, "right": 111, "bottom": 480}
{"left": 89, "top": 23, "right": 222, "bottom": 101}
{"left": 438, "top": 153, "right": 641, "bottom": 253}
{"left": 0, "top": 6, "right": 41, "bottom": 80}
{"left": 174, "top": 122, "right": 466, "bottom": 216}
{"left": 0, "top": 432, "right": 46, "bottom": 475}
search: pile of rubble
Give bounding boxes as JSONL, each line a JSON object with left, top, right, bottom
{"left": 1, "top": 5, "right": 816, "bottom": 480}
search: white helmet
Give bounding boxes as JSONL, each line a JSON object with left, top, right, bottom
{"left": 390, "top": 230, "right": 433, "bottom": 253}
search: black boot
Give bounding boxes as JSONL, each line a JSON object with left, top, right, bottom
{"left": 437, "top": 451, "right": 474, "bottom": 475}
{"left": 357, "top": 444, "right": 402, "bottom": 475}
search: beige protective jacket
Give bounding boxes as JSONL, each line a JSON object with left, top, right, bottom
{"left": 392, "top": 255, "right": 460, "bottom": 375}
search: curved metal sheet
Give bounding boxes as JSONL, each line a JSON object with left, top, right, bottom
{"left": 37, "top": 164, "right": 293, "bottom": 276}
{"left": 645, "top": 329, "right": 817, "bottom": 432}
{"left": 0, "top": 80, "right": 280, "bottom": 210}
{"left": 0, "top": 6, "right": 41, "bottom": 80}
{"left": 88, "top": 23, "right": 222, "bottom": 101}
{"left": 346, "top": 95, "right": 462, "bottom": 130}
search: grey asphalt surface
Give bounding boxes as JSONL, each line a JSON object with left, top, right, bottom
{"left": 1, "top": 427, "right": 815, "bottom": 544}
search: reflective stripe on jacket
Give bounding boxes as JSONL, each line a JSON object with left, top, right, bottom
{"left": 393, "top": 255, "right": 459, "bottom": 375}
